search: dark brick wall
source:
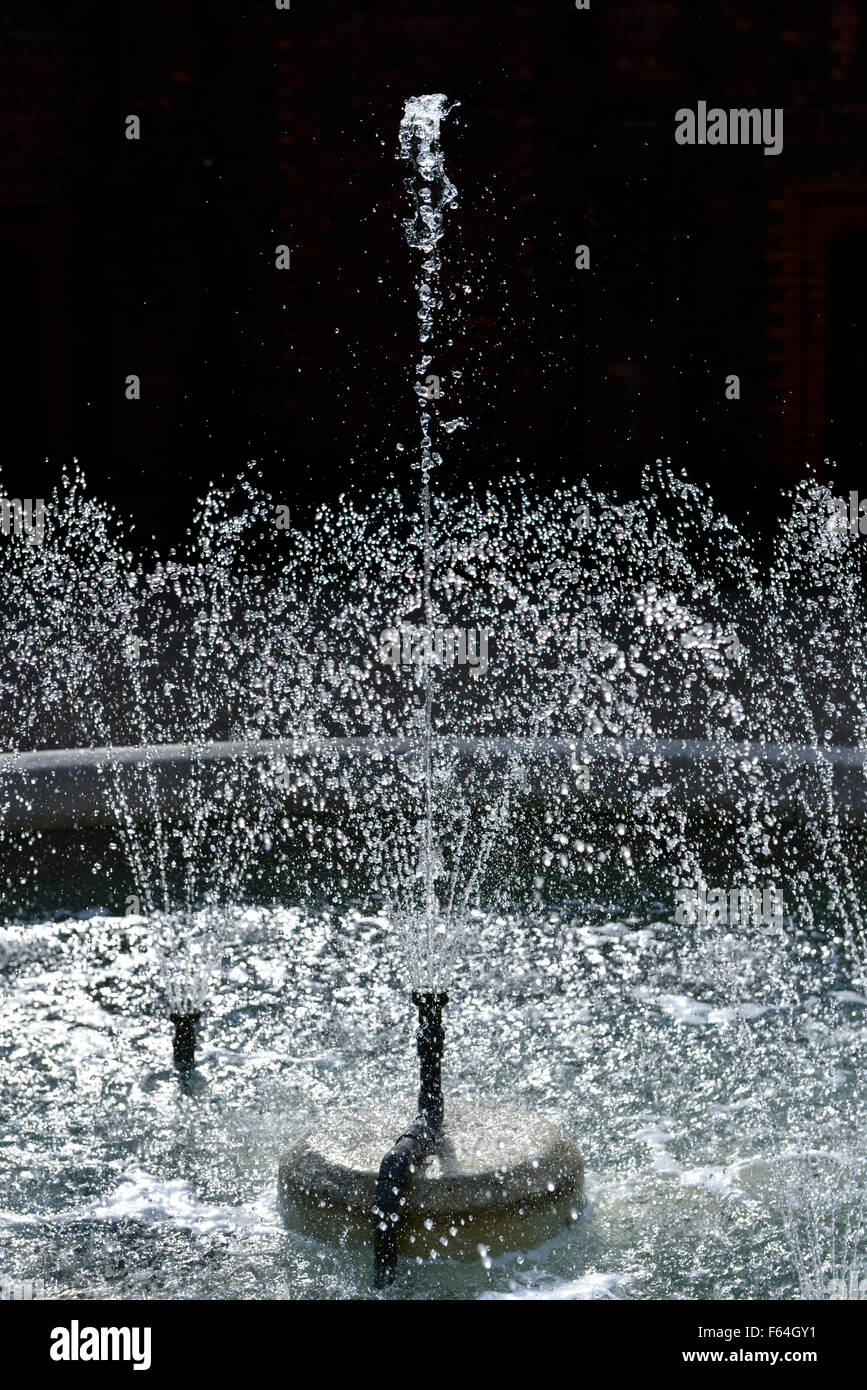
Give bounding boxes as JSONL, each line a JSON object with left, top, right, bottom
{"left": 0, "top": 2, "right": 864, "bottom": 539}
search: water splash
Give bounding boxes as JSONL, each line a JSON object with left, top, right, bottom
{"left": 0, "top": 97, "right": 866, "bottom": 1297}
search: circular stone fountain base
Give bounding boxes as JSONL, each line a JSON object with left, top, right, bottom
{"left": 278, "top": 1099, "right": 583, "bottom": 1261}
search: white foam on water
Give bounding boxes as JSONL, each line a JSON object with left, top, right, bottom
{"left": 679, "top": 1164, "right": 749, "bottom": 1198}
{"left": 479, "top": 1271, "right": 624, "bottom": 1300}
{"left": 632, "top": 988, "right": 768, "bottom": 1026}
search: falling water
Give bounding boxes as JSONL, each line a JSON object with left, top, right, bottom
{"left": 2, "top": 459, "right": 867, "bottom": 1296}
{"left": 0, "top": 96, "right": 866, "bottom": 1298}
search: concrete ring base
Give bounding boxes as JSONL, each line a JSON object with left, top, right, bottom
{"left": 278, "top": 1099, "right": 584, "bottom": 1261}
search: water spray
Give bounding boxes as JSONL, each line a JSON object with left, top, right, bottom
{"left": 277, "top": 92, "right": 581, "bottom": 1281}
{"left": 369, "top": 95, "right": 457, "bottom": 1291}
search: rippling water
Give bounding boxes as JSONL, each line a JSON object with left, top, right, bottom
{"left": 2, "top": 891, "right": 864, "bottom": 1301}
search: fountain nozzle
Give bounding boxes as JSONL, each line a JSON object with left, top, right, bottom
{"left": 411, "top": 990, "right": 448, "bottom": 1133}
{"left": 170, "top": 1011, "right": 201, "bottom": 1074}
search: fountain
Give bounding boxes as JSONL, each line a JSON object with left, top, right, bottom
{"left": 276, "top": 95, "right": 584, "bottom": 1287}
{"left": 0, "top": 96, "right": 865, "bottom": 1303}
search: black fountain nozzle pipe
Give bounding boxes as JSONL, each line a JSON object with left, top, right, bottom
{"left": 372, "top": 991, "right": 448, "bottom": 1289}
{"left": 169, "top": 1011, "right": 201, "bottom": 1074}
{"left": 412, "top": 991, "right": 447, "bottom": 1133}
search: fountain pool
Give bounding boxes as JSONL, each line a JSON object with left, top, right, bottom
{"left": 1, "top": 860, "right": 865, "bottom": 1300}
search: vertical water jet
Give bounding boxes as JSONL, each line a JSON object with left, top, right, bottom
{"left": 276, "top": 98, "right": 584, "bottom": 1287}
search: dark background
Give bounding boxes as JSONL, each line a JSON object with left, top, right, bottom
{"left": 1, "top": 0, "right": 865, "bottom": 543}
